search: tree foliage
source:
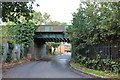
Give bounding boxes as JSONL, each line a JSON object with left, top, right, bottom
{"left": 2, "top": 2, "right": 34, "bottom": 23}
{"left": 47, "top": 21, "right": 67, "bottom": 25}
{"left": 31, "top": 12, "right": 51, "bottom": 25}
{"left": 1, "top": 22, "right": 15, "bottom": 43}
{"left": 3, "top": 21, "right": 37, "bottom": 57}
{"left": 46, "top": 42, "right": 60, "bottom": 55}
{"left": 32, "top": 11, "right": 67, "bottom": 25}
{"left": 31, "top": 11, "right": 43, "bottom": 24}
{"left": 8, "top": 21, "right": 37, "bottom": 48}
{"left": 67, "top": 2, "right": 120, "bottom": 53}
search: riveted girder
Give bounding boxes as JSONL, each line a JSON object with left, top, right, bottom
{"left": 34, "top": 25, "right": 70, "bottom": 43}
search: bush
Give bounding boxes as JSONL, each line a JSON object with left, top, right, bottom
{"left": 74, "top": 54, "right": 120, "bottom": 74}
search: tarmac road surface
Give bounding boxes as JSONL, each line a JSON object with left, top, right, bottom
{"left": 3, "top": 52, "right": 94, "bottom": 78}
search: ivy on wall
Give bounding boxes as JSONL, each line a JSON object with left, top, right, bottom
{"left": 5, "top": 21, "right": 37, "bottom": 57}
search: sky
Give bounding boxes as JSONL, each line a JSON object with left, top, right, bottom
{"left": 33, "top": 0, "right": 80, "bottom": 24}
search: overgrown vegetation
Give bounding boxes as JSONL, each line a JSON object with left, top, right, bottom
{"left": 1, "top": 1, "right": 36, "bottom": 61}
{"left": 71, "top": 61, "right": 119, "bottom": 78}
{"left": 67, "top": 2, "right": 120, "bottom": 76}
{"left": 73, "top": 54, "right": 120, "bottom": 74}
{"left": 2, "top": 2, "right": 35, "bottom": 23}
{"left": 67, "top": 2, "right": 120, "bottom": 54}
{"left": 4, "top": 21, "right": 37, "bottom": 58}
{"left": 1, "top": 2, "right": 67, "bottom": 62}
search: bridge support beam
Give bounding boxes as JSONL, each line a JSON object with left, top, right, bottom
{"left": 34, "top": 41, "right": 46, "bottom": 60}
{"left": 28, "top": 41, "right": 34, "bottom": 60}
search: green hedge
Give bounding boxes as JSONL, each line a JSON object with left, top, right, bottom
{"left": 74, "top": 54, "right": 120, "bottom": 74}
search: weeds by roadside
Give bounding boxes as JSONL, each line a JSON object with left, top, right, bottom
{"left": 2, "top": 58, "right": 30, "bottom": 75}
{"left": 70, "top": 61, "right": 120, "bottom": 78}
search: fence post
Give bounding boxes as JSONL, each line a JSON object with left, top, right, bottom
{"left": 109, "top": 43, "right": 112, "bottom": 60}
{"left": 2, "top": 43, "right": 8, "bottom": 61}
{"left": 118, "top": 43, "right": 120, "bottom": 62}
{"left": 12, "top": 44, "right": 21, "bottom": 61}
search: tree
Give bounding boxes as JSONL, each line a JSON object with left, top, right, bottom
{"left": 31, "top": 11, "right": 68, "bottom": 25}
{"left": 6, "top": 21, "right": 37, "bottom": 57}
{"left": 98, "top": 2, "right": 120, "bottom": 42}
{"left": 47, "top": 21, "right": 67, "bottom": 25}
{"left": 42, "top": 13, "right": 51, "bottom": 25}
{"left": 46, "top": 42, "right": 60, "bottom": 55}
{"left": 1, "top": 1, "right": 41, "bottom": 59}
{"left": 31, "top": 11, "right": 67, "bottom": 25}
{"left": 47, "top": 21, "right": 61, "bottom": 25}
{"left": 31, "top": 12, "right": 54, "bottom": 25}
{"left": 67, "top": 2, "right": 120, "bottom": 57}
{"left": 1, "top": 22, "right": 16, "bottom": 43}
{"left": 31, "top": 11, "right": 43, "bottom": 24}
{"left": 2, "top": 2, "right": 34, "bottom": 23}
{"left": 51, "top": 42, "right": 60, "bottom": 54}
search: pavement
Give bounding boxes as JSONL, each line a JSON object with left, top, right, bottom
{"left": 3, "top": 52, "right": 94, "bottom": 78}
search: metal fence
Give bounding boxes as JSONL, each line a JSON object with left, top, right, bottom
{"left": 79, "top": 43, "right": 120, "bottom": 61}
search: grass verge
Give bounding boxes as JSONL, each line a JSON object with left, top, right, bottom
{"left": 70, "top": 61, "right": 120, "bottom": 78}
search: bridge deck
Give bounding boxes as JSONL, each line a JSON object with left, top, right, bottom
{"left": 34, "top": 25, "right": 70, "bottom": 42}
{"left": 36, "top": 25, "right": 67, "bottom": 32}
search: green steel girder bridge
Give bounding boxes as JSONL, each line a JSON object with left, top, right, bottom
{"left": 34, "top": 25, "right": 70, "bottom": 43}
{"left": 32, "top": 25, "right": 70, "bottom": 59}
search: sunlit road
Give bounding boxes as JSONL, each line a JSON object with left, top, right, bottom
{"left": 3, "top": 53, "right": 94, "bottom": 78}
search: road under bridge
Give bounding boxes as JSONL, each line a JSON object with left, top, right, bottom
{"left": 30, "top": 25, "right": 70, "bottom": 59}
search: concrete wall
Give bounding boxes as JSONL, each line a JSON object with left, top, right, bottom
{"left": 34, "top": 41, "right": 46, "bottom": 60}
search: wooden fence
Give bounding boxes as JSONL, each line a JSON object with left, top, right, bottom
{"left": 79, "top": 43, "right": 120, "bottom": 61}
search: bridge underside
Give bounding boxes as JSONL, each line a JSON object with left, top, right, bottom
{"left": 33, "top": 37, "right": 70, "bottom": 60}
{"left": 34, "top": 38, "right": 70, "bottom": 43}
{"left": 34, "top": 32, "right": 70, "bottom": 43}
{"left": 32, "top": 29, "right": 70, "bottom": 59}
